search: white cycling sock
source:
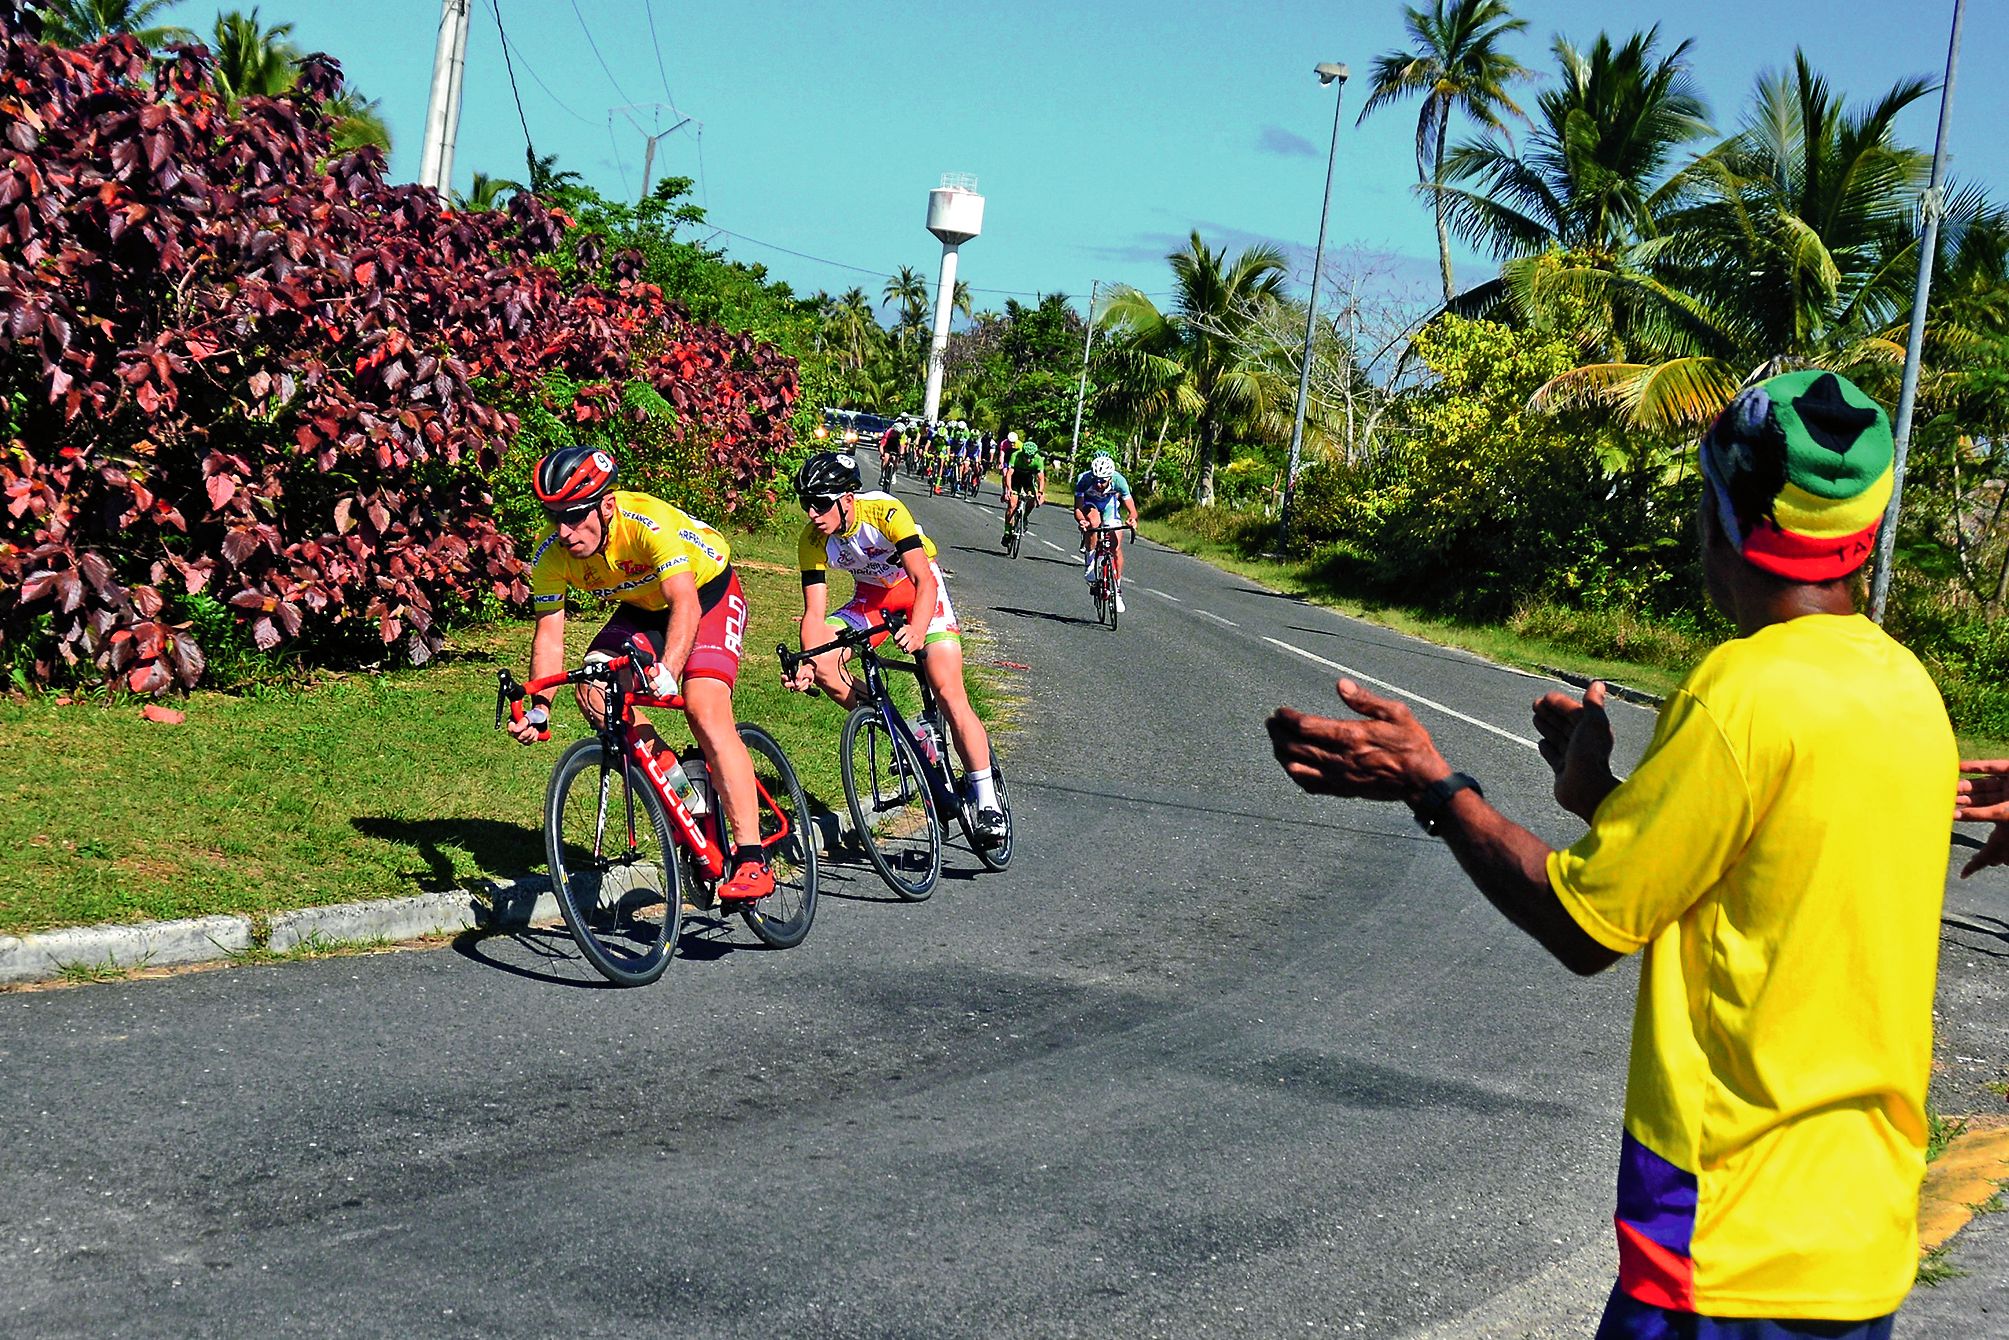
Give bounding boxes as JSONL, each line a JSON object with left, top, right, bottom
{"left": 967, "top": 768, "right": 999, "bottom": 809}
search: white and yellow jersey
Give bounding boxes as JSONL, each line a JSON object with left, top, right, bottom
{"left": 796, "top": 492, "right": 938, "bottom": 590}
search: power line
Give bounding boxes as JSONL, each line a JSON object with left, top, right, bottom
{"left": 487, "top": 0, "right": 536, "bottom": 184}
{"left": 499, "top": 29, "right": 596, "bottom": 127}
{"left": 699, "top": 222, "right": 1161, "bottom": 303}
{"left": 641, "top": 0, "right": 676, "bottom": 105}
{"left": 568, "top": 0, "right": 636, "bottom": 107}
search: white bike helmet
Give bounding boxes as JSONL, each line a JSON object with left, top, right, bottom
{"left": 1091, "top": 454, "right": 1116, "bottom": 482}
{"left": 1006, "top": 431, "right": 1020, "bottom": 443}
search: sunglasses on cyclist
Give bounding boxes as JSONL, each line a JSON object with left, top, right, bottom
{"left": 544, "top": 503, "right": 599, "bottom": 526}
{"left": 800, "top": 494, "right": 843, "bottom": 516}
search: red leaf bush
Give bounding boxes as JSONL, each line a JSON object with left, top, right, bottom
{"left": 0, "top": 5, "right": 797, "bottom": 692}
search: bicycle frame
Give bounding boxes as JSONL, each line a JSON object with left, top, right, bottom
{"left": 779, "top": 619, "right": 965, "bottom": 815}
{"left": 497, "top": 653, "right": 798, "bottom": 882}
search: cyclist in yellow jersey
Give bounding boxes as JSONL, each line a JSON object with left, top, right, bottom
{"left": 506, "top": 445, "right": 775, "bottom": 902}
{"left": 781, "top": 451, "right": 1005, "bottom": 840}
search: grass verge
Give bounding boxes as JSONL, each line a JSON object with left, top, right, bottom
{"left": 0, "top": 528, "right": 975, "bottom": 938}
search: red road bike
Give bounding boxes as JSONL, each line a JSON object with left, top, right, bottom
{"left": 496, "top": 638, "right": 818, "bottom": 986}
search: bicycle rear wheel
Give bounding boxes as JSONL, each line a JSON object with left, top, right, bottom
{"left": 730, "top": 724, "right": 819, "bottom": 949}
{"left": 1107, "top": 577, "right": 1119, "bottom": 630}
{"left": 840, "top": 706, "right": 941, "bottom": 900}
{"left": 954, "top": 752, "right": 1015, "bottom": 872}
{"left": 545, "top": 738, "right": 680, "bottom": 986}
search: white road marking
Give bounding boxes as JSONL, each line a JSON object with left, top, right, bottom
{"left": 1194, "top": 609, "right": 1238, "bottom": 629}
{"left": 1040, "top": 539, "right": 1066, "bottom": 553}
{"left": 1263, "top": 637, "right": 1539, "bottom": 750}
{"left": 1144, "top": 588, "right": 1183, "bottom": 603}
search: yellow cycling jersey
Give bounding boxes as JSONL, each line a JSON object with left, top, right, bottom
{"left": 796, "top": 491, "right": 938, "bottom": 589}
{"left": 530, "top": 491, "right": 729, "bottom": 613}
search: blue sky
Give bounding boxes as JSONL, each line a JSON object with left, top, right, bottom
{"left": 152, "top": 1, "right": 2006, "bottom": 318}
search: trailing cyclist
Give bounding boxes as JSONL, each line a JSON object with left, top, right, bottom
{"left": 1074, "top": 453, "right": 1140, "bottom": 613}
{"left": 783, "top": 451, "right": 1006, "bottom": 842}
{"left": 506, "top": 445, "right": 775, "bottom": 902}
{"left": 1000, "top": 433, "right": 1046, "bottom": 548}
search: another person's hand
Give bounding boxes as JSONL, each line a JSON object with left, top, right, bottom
{"left": 1955, "top": 759, "right": 2009, "bottom": 878}
{"left": 1532, "top": 681, "right": 1619, "bottom": 823}
{"left": 1266, "top": 679, "right": 1451, "bottom": 804}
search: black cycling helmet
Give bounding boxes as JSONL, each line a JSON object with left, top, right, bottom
{"left": 534, "top": 445, "right": 618, "bottom": 514}
{"left": 793, "top": 451, "right": 862, "bottom": 498}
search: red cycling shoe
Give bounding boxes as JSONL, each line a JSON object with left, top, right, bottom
{"left": 718, "top": 860, "right": 774, "bottom": 902}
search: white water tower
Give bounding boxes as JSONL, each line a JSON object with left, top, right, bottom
{"left": 922, "top": 173, "right": 984, "bottom": 423}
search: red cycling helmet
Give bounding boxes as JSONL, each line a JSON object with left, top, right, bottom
{"left": 534, "top": 446, "right": 618, "bottom": 515}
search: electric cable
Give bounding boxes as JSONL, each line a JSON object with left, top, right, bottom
{"left": 487, "top": 0, "right": 537, "bottom": 183}
{"left": 642, "top": 0, "right": 675, "bottom": 106}
{"left": 568, "top": 0, "right": 636, "bottom": 107}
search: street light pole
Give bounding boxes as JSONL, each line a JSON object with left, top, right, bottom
{"left": 1276, "top": 63, "right": 1349, "bottom": 554}
{"left": 1869, "top": 0, "right": 1966, "bottom": 623}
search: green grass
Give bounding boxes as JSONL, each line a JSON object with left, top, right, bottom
{"left": 0, "top": 528, "right": 991, "bottom": 938}
{"left": 1135, "top": 505, "right": 2009, "bottom": 759}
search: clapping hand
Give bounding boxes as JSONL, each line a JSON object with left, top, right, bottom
{"left": 1532, "top": 681, "right": 1619, "bottom": 823}
{"left": 1266, "top": 680, "right": 1450, "bottom": 804}
{"left": 1956, "top": 759, "right": 2009, "bottom": 878}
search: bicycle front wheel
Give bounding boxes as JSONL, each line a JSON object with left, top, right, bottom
{"left": 545, "top": 738, "right": 681, "bottom": 986}
{"left": 731, "top": 724, "right": 819, "bottom": 949}
{"left": 840, "top": 706, "right": 941, "bottom": 900}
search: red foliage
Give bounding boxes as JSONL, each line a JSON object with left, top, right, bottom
{"left": 0, "top": 6, "right": 797, "bottom": 691}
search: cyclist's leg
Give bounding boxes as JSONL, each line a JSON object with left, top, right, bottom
{"left": 914, "top": 573, "right": 990, "bottom": 777}
{"left": 1107, "top": 506, "right": 1127, "bottom": 587}
{"left": 682, "top": 574, "right": 760, "bottom": 863}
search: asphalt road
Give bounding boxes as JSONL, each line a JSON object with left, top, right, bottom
{"left": 2, "top": 471, "right": 2003, "bottom": 1338}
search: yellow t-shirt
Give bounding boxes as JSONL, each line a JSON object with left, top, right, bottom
{"left": 1549, "top": 613, "right": 1954, "bottom": 1320}
{"left": 796, "top": 491, "right": 937, "bottom": 590}
{"left": 529, "top": 491, "right": 729, "bottom": 614}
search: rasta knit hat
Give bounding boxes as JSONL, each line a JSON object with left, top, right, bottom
{"left": 1698, "top": 369, "right": 1894, "bottom": 582}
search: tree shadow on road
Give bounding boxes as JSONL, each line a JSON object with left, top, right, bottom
{"left": 1943, "top": 912, "right": 2008, "bottom": 960}
{"left": 990, "top": 604, "right": 1098, "bottom": 628}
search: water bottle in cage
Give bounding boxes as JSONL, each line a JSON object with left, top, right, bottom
{"left": 913, "top": 712, "right": 943, "bottom": 766}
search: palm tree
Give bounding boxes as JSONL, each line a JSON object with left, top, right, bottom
{"left": 36, "top": 0, "right": 193, "bottom": 48}
{"left": 1357, "top": 0, "right": 1532, "bottom": 303}
{"left": 208, "top": 10, "right": 391, "bottom": 153}
{"left": 1530, "top": 54, "right": 1939, "bottom": 432}
{"left": 1436, "top": 28, "right": 1710, "bottom": 261}
{"left": 452, "top": 172, "right": 523, "bottom": 212}
{"left": 526, "top": 150, "right": 584, "bottom": 197}
{"left": 1101, "top": 232, "right": 1291, "bottom": 505}
{"left": 952, "top": 279, "right": 973, "bottom": 322}
{"left": 883, "top": 266, "right": 929, "bottom": 336}
{"left": 209, "top": 9, "right": 299, "bottom": 106}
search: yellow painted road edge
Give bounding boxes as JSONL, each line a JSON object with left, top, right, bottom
{"left": 1918, "top": 1125, "right": 2009, "bottom": 1253}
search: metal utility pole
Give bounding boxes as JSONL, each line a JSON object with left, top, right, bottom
{"left": 418, "top": 0, "right": 471, "bottom": 198}
{"left": 1870, "top": 0, "right": 1965, "bottom": 623}
{"left": 612, "top": 104, "right": 696, "bottom": 204}
{"left": 1276, "top": 62, "right": 1349, "bottom": 554}
{"left": 1069, "top": 280, "right": 1102, "bottom": 473}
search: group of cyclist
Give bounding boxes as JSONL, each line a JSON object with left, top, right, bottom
{"left": 875, "top": 418, "right": 1024, "bottom": 499}
{"left": 508, "top": 442, "right": 1009, "bottom": 902}
{"left": 505, "top": 405, "right": 1147, "bottom": 905}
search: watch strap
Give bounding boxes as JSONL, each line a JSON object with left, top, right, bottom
{"left": 1411, "top": 771, "right": 1482, "bottom": 835}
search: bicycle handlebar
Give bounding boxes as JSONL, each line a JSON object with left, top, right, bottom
{"left": 495, "top": 636, "right": 687, "bottom": 742}
{"left": 777, "top": 610, "right": 911, "bottom": 683}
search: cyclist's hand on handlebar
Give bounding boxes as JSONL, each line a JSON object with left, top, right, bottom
{"left": 893, "top": 620, "right": 926, "bottom": 655}
{"left": 785, "top": 659, "right": 817, "bottom": 693}
{"left": 507, "top": 703, "right": 550, "bottom": 745}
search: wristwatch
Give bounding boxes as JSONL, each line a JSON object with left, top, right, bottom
{"left": 1410, "top": 771, "right": 1482, "bottom": 835}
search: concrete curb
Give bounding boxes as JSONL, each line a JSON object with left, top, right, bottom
{"left": 1, "top": 807, "right": 860, "bottom": 986}
{"left": 1536, "top": 665, "right": 1665, "bottom": 709}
